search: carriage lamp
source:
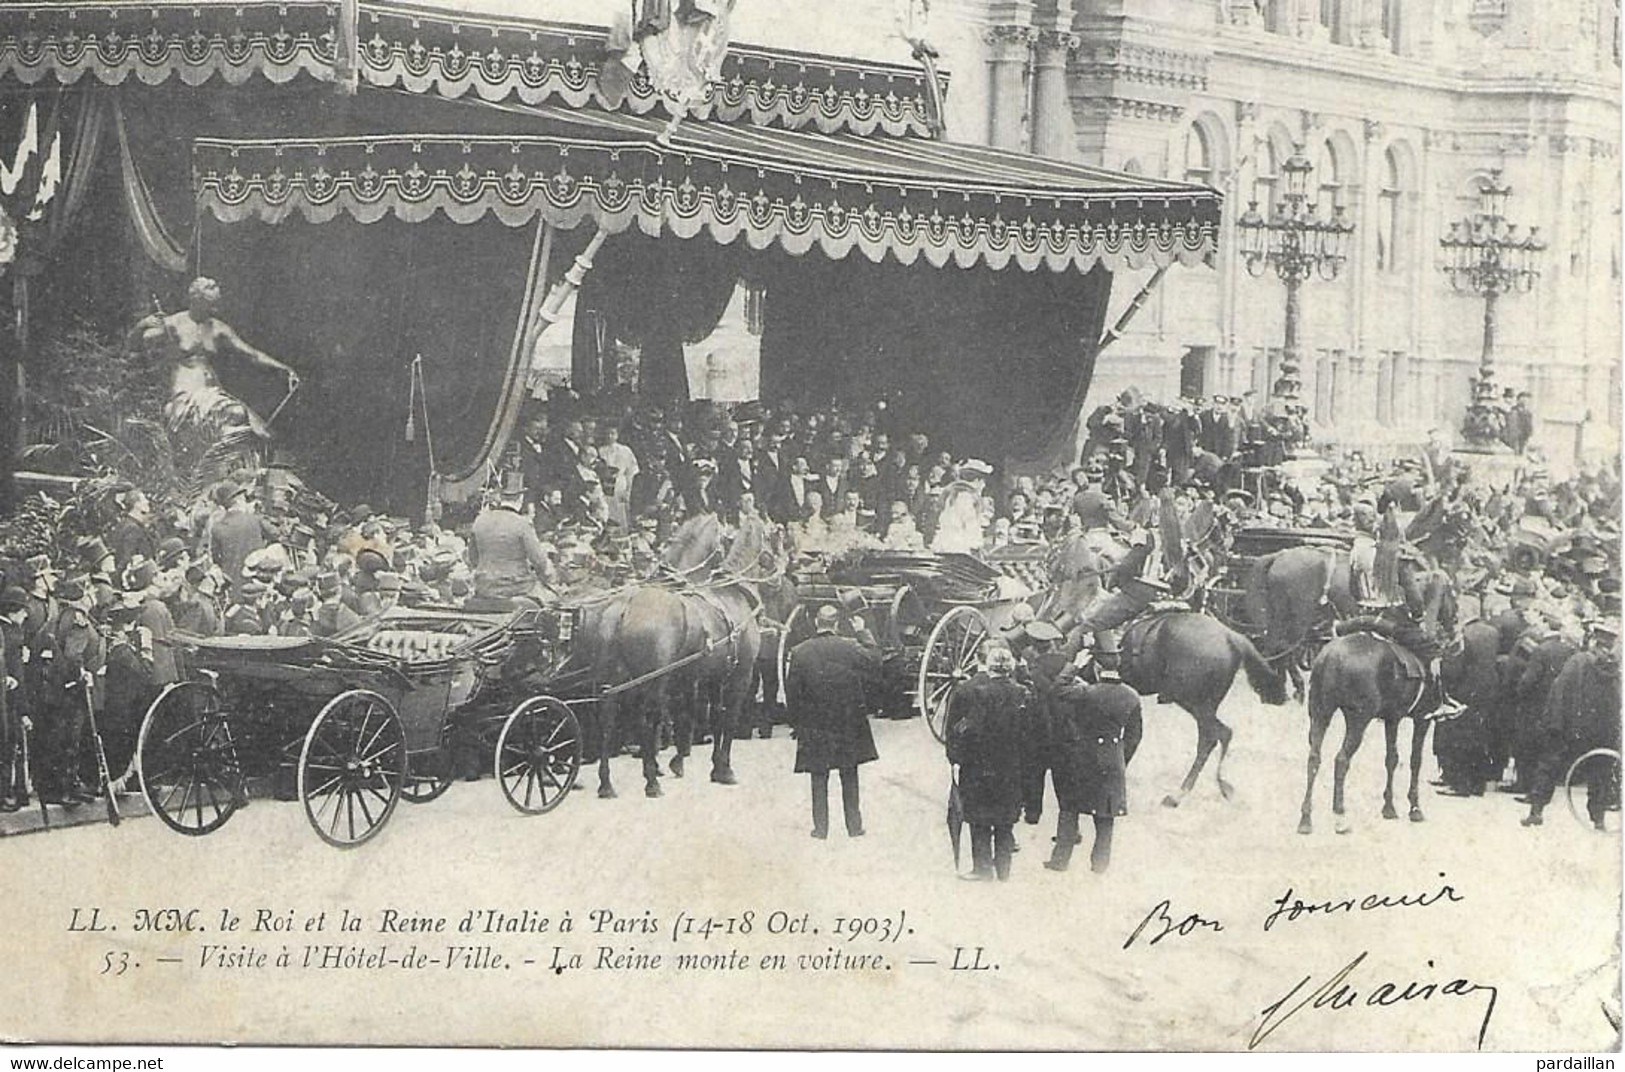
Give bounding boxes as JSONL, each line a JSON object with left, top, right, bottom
{"left": 1235, "top": 144, "right": 1355, "bottom": 418}
{"left": 1438, "top": 169, "right": 1546, "bottom": 451}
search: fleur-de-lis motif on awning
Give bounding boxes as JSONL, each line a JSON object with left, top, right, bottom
{"left": 268, "top": 26, "right": 293, "bottom": 60}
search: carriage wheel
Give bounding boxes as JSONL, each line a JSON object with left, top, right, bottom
{"left": 298, "top": 690, "right": 406, "bottom": 849}
{"left": 917, "top": 606, "right": 991, "bottom": 743}
{"left": 401, "top": 771, "right": 452, "bottom": 804}
{"left": 136, "top": 681, "right": 244, "bottom": 837}
{"left": 776, "top": 604, "right": 809, "bottom": 703}
{"left": 1564, "top": 748, "right": 1621, "bottom": 833}
{"left": 495, "top": 697, "right": 582, "bottom": 815}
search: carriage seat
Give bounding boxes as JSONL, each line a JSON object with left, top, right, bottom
{"left": 364, "top": 630, "right": 464, "bottom": 663}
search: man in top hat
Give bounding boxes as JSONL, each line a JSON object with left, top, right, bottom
{"left": 944, "top": 640, "right": 1028, "bottom": 881}
{"left": 470, "top": 470, "right": 558, "bottom": 605}
{"left": 1502, "top": 392, "right": 1536, "bottom": 456}
{"left": 208, "top": 480, "right": 265, "bottom": 600}
{"left": 1521, "top": 615, "right": 1621, "bottom": 828}
{"left": 786, "top": 604, "right": 882, "bottom": 840}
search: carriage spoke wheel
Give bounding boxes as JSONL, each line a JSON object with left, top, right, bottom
{"left": 495, "top": 697, "right": 582, "bottom": 815}
{"left": 298, "top": 690, "right": 405, "bottom": 849}
{"left": 917, "top": 606, "right": 990, "bottom": 743}
{"left": 137, "top": 681, "right": 244, "bottom": 837}
{"left": 1564, "top": 748, "right": 1621, "bottom": 834}
{"left": 401, "top": 771, "right": 452, "bottom": 804}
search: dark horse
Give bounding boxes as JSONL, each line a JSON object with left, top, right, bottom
{"left": 1241, "top": 544, "right": 1358, "bottom": 700}
{"left": 1298, "top": 564, "right": 1458, "bottom": 834}
{"left": 589, "top": 516, "right": 768, "bottom": 798}
{"left": 1118, "top": 610, "right": 1289, "bottom": 807}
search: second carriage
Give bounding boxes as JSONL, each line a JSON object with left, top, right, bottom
{"left": 773, "top": 546, "right": 1049, "bottom": 742}
{"left": 135, "top": 602, "right": 586, "bottom": 848}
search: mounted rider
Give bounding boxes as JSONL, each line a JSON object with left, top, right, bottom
{"left": 1062, "top": 489, "right": 1191, "bottom": 674}
{"left": 1340, "top": 503, "right": 1461, "bottom": 717}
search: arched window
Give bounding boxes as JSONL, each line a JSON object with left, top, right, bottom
{"left": 1253, "top": 139, "right": 1279, "bottom": 212}
{"left": 1264, "top": 0, "right": 1289, "bottom": 34}
{"left": 1184, "top": 124, "right": 1213, "bottom": 185}
{"left": 1381, "top": 0, "right": 1401, "bottom": 52}
{"left": 1377, "top": 148, "right": 1403, "bottom": 273}
{"left": 1122, "top": 157, "right": 1144, "bottom": 176}
{"left": 1316, "top": 140, "right": 1346, "bottom": 210}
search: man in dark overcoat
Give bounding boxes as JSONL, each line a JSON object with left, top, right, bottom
{"left": 1044, "top": 645, "right": 1142, "bottom": 874}
{"left": 786, "top": 605, "right": 881, "bottom": 839}
{"left": 1521, "top": 617, "right": 1621, "bottom": 829}
{"left": 0, "top": 587, "right": 28, "bottom": 811}
{"left": 945, "top": 642, "right": 1028, "bottom": 881}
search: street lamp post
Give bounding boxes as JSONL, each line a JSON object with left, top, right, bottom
{"left": 1438, "top": 169, "right": 1545, "bottom": 452}
{"left": 1235, "top": 145, "right": 1354, "bottom": 447}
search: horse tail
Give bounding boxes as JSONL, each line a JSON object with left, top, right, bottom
{"left": 1232, "top": 629, "right": 1288, "bottom": 706}
{"left": 1306, "top": 648, "right": 1339, "bottom": 728}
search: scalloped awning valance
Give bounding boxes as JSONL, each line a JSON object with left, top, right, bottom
{"left": 194, "top": 103, "right": 1221, "bottom": 275}
{"left": 0, "top": 1, "right": 948, "bottom": 137}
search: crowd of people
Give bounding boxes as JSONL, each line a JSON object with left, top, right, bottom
{"left": 0, "top": 385, "right": 1616, "bottom": 847}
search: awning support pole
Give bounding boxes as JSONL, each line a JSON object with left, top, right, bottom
{"left": 529, "top": 225, "right": 608, "bottom": 394}
{"left": 1096, "top": 264, "right": 1169, "bottom": 354}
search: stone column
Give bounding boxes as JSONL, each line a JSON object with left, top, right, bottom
{"left": 985, "top": 26, "right": 1037, "bottom": 152}
{"left": 1031, "top": 30, "right": 1080, "bottom": 159}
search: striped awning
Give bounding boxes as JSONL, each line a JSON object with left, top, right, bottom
{"left": 195, "top": 102, "right": 1221, "bottom": 274}
{"left": 0, "top": 0, "right": 947, "bottom": 136}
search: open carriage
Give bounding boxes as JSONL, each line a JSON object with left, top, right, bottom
{"left": 776, "top": 546, "right": 1047, "bottom": 743}
{"left": 1203, "top": 524, "right": 1357, "bottom": 638}
{"left": 135, "top": 604, "right": 583, "bottom": 848}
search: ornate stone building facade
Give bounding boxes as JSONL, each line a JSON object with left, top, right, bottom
{"left": 756, "top": 0, "right": 1619, "bottom": 463}
{"left": 948, "top": 0, "right": 1621, "bottom": 461}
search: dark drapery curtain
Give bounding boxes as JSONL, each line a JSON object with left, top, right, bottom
{"left": 196, "top": 214, "right": 543, "bottom": 515}
{"left": 576, "top": 232, "right": 744, "bottom": 404}
{"left": 759, "top": 253, "right": 1113, "bottom": 467}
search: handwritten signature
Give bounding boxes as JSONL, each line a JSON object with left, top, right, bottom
{"left": 1250, "top": 950, "right": 1498, "bottom": 1051}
